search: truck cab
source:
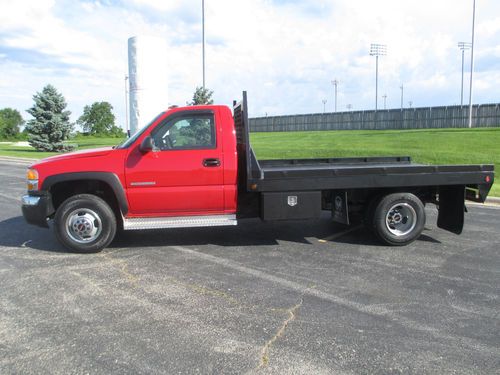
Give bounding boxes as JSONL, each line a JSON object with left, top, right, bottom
{"left": 121, "top": 105, "right": 238, "bottom": 216}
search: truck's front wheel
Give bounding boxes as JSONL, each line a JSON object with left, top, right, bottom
{"left": 54, "top": 194, "right": 117, "bottom": 253}
{"left": 372, "top": 193, "right": 425, "bottom": 246}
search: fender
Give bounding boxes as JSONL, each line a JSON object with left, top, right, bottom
{"left": 41, "top": 172, "right": 129, "bottom": 215}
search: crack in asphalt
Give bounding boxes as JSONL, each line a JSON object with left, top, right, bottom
{"left": 100, "top": 251, "right": 139, "bottom": 285}
{"left": 258, "top": 297, "right": 304, "bottom": 369}
{"left": 164, "top": 274, "right": 240, "bottom": 306}
{"left": 168, "top": 245, "right": 499, "bottom": 357}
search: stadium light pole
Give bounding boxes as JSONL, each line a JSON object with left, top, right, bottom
{"left": 202, "top": 0, "right": 206, "bottom": 88}
{"left": 322, "top": 99, "right": 327, "bottom": 113}
{"left": 382, "top": 94, "right": 387, "bottom": 110}
{"left": 468, "top": 0, "right": 476, "bottom": 128}
{"left": 370, "top": 44, "right": 387, "bottom": 111}
{"left": 331, "top": 79, "right": 338, "bottom": 112}
{"left": 458, "top": 42, "right": 472, "bottom": 106}
{"left": 400, "top": 84, "right": 404, "bottom": 110}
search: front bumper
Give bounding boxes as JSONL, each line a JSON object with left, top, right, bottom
{"left": 21, "top": 192, "right": 54, "bottom": 228}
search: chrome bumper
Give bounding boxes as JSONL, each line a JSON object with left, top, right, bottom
{"left": 22, "top": 195, "right": 41, "bottom": 206}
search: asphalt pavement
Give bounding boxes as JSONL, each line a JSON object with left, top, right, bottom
{"left": 0, "top": 160, "right": 499, "bottom": 374}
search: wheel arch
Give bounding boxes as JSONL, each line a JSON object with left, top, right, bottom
{"left": 42, "top": 172, "right": 128, "bottom": 217}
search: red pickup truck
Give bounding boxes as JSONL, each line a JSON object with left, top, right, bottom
{"left": 22, "top": 92, "right": 494, "bottom": 253}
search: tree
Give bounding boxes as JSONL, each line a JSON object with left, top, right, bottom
{"left": 25, "top": 85, "right": 74, "bottom": 152}
{"left": 77, "top": 101, "right": 123, "bottom": 136}
{"left": 189, "top": 86, "right": 214, "bottom": 105}
{"left": 0, "top": 108, "right": 23, "bottom": 139}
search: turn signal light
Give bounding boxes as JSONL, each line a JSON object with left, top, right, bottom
{"left": 27, "top": 169, "right": 38, "bottom": 180}
{"left": 26, "top": 168, "right": 39, "bottom": 191}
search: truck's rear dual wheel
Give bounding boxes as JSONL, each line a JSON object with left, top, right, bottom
{"left": 370, "top": 193, "right": 426, "bottom": 246}
{"left": 54, "top": 194, "right": 117, "bottom": 253}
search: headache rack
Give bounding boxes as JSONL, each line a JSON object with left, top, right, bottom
{"left": 233, "top": 91, "right": 263, "bottom": 191}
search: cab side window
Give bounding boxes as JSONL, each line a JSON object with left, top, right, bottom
{"left": 152, "top": 113, "right": 216, "bottom": 150}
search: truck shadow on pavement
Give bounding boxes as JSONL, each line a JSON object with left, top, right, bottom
{"left": 0, "top": 216, "right": 66, "bottom": 252}
{"left": 110, "top": 219, "right": 441, "bottom": 250}
{"left": 0, "top": 215, "right": 440, "bottom": 254}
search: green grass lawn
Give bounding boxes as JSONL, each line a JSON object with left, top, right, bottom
{"left": 0, "top": 129, "right": 497, "bottom": 196}
{"left": 250, "top": 128, "right": 499, "bottom": 196}
{"left": 0, "top": 137, "right": 124, "bottom": 159}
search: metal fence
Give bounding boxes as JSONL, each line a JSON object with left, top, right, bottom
{"left": 249, "top": 104, "right": 500, "bottom": 132}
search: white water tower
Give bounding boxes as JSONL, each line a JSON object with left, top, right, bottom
{"left": 128, "top": 36, "right": 169, "bottom": 134}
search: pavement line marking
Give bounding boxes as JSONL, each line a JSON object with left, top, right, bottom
{"left": 0, "top": 192, "right": 19, "bottom": 201}
{"left": 21, "top": 240, "right": 32, "bottom": 248}
{"left": 0, "top": 172, "right": 24, "bottom": 179}
{"left": 168, "top": 245, "right": 497, "bottom": 355}
{"left": 318, "top": 225, "right": 363, "bottom": 243}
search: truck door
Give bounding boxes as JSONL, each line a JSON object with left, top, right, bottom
{"left": 125, "top": 110, "right": 224, "bottom": 216}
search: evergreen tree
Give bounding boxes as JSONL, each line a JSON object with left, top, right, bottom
{"left": 0, "top": 108, "right": 24, "bottom": 139}
{"left": 77, "top": 101, "right": 123, "bottom": 136}
{"left": 189, "top": 86, "right": 214, "bottom": 105}
{"left": 26, "top": 85, "right": 74, "bottom": 152}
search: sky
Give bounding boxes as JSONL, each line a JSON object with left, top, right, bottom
{"left": 0, "top": 0, "right": 499, "bottom": 130}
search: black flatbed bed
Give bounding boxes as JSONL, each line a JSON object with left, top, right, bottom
{"left": 255, "top": 157, "right": 493, "bottom": 192}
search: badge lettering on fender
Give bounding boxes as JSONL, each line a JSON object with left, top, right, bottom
{"left": 287, "top": 196, "right": 298, "bottom": 207}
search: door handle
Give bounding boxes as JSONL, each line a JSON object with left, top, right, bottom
{"left": 203, "top": 158, "right": 221, "bottom": 167}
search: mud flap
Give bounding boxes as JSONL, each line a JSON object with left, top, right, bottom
{"left": 332, "top": 191, "right": 349, "bottom": 225}
{"left": 437, "top": 185, "right": 465, "bottom": 235}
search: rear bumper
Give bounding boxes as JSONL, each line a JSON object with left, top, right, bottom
{"left": 21, "top": 192, "right": 53, "bottom": 228}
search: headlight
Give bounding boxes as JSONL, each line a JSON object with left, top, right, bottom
{"left": 26, "top": 168, "right": 39, "bottom": 191}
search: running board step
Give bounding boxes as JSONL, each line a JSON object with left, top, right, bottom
{"left": 123, "top": 214, "right": 237, "bottom": 230}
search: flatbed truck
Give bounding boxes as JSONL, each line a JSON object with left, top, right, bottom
{"left": 22, "top": 92, "right": 494, "bottom": 252}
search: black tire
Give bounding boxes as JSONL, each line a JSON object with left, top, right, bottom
{"left": 371, "top": 193, "right": 425, "bottom": 246}
{"left": 54, "top": 194, "right": 117, "bottom": 253}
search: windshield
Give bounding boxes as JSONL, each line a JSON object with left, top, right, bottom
{"left": 116, "top": 112, "right": 165, "bottom": 149}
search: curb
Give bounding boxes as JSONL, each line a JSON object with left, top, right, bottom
{"left": 485, "top": 197, "right": 500, "bottom": 205}
{"left": 0, "top": 156, "right": 39, "bottom": 163}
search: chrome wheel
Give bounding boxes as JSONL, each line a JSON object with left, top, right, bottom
{"left": 385, "top": 203, "right": 417, "bottom": 237}
{"left": 65, "top": 208, "right": 102, "bottom": 244}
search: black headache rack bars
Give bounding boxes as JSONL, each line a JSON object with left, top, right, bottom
{"left": 233, "top": 91, "right": 263, "bottom": 191}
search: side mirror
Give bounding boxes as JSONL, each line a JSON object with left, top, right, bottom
{"left": 139, "top": 136, "right": 155, "bottom": 153}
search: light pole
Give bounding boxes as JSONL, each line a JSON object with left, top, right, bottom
{"left": 458, "top": 42, "right": 472, "bottom": 106}
{"left": 468, "top": 0, "right": 476, "bottom": 128}
{"left": 346, "top": 104, "right": 353, "bottom": 111}
{"left": 202, "top": 0, "right": 206, "bottom": 88}
{"left": 400, "top": 84, "right": 404, "bottom": 110}
{"left": 124, "top": 75, "right": 129, "bottom": 136}
{"left": 370, "top": 44, "right": 387, "bottom": 111}
{"left": 408, "top": 101, "right": 413, "bottom": 108}
{"left": 331, "top": 79, "right": 338, "bottom": 112}
{"left": 322, "top": 99, "right": 327, "bottom": 113}
{"left": 382, "top": 94, "right": 387, "bottom": 110}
